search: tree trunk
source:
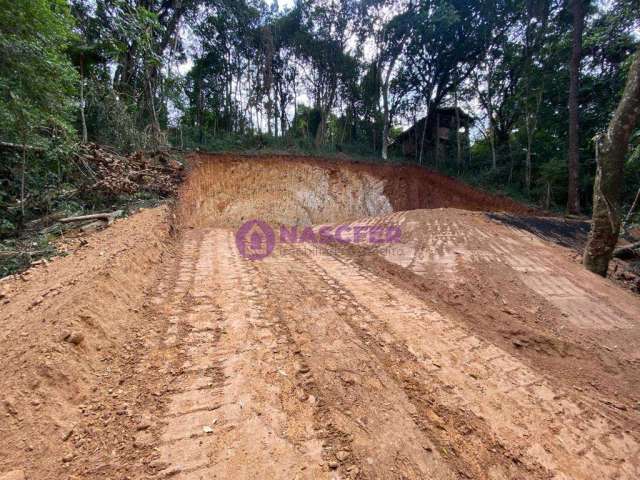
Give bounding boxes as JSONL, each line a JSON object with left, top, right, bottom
{"left": 21, "top": 139, "right": 27, "bottom": 219}
{"left": 524, "top": 91, "right": 542, "bottom": 194}
{"left": 280, "top": 93, "right": 288, "bottom": 137}
{"left": 147, "top": 77, "right": 160, "bottom": 146}
{"left": 381, "top": 82, "right": 391, "bottom": 161}
{"left": 508, "top": 137, "right": 514, "bottom": 184}
{"left": 314, "top": 85, "right": 336, "bottom": 149}
{"left": 314, "top": 109, "right": 326, "bottom": 148}
{"left": 381, "top": 55, "right": 398, "bottom": 161}
{"left": 435, "top": 112, "right": 440, "bottom": 166}
{"left": 583, "top": 50, "right": 640, "bottom": 276}
{"left": 490, "top": 120, "right": 497, "bottom": 171}
{"left": 567, "top": 0, "right": 584, "bottom": 214}
{"left": 487, "top": 76, "right": 497, "bottom": 170}
{"left": 418, "top": 111, "right": 428, "bottom": 165}
{"left": 544, "top": 182, "right": 551, "bottom": 209}
{"left": 454, "top": 95, "right": 462, "bottom": 171}
{"left": 79, "top": 57, "right": 88, "bottom": 143}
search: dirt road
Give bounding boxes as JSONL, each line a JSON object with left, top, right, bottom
{"left": 1, "top": 154, "right": 639, "bottom": 479}
{"left": 151, "top": 218, "right": 639, "bottom": 479}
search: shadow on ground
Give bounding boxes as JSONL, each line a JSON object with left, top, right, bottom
{"left": 487, "top": 213, "right": 591, "bottom": 252}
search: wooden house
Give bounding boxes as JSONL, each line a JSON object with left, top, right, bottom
{"left": 393, "top": 107, "right": 472, "bottom": 162}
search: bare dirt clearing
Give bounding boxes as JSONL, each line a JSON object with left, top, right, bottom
{"left": 1, "top": 154, "right": 639, "bottom": 479}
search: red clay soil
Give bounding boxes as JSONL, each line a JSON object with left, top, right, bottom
{"left": 1, "top": 154, "right": 639, "bottom": 480}
{"left": 178, "top": 153, "right": 537, "bottom": 229}
{"left": 0, "top": 207, "right": 174, "bottom": 479}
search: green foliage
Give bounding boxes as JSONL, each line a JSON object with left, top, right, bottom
{"left": 1, "top": 0, "right": 639, "bottom": 260}
{"left": 0, "top": 0, "right": 80, "bottom": 246}
{"left": 83, "top": 79, "right": 153, "bottom": 150}
{"left": 0, "top": 234, "right": 60, "bottom": 278}
{"left": 0, "top": 0, "right": 78, "bottom": 144}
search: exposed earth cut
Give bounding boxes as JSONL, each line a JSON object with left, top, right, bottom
{"left": 1, "top": 154, "right": 639, "bottom": 479}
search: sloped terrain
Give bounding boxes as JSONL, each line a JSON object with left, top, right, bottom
{"left": 177, "top": 154, "right": 536, "bottom": 229}
{"left": 0, "top": 207, "right": 173, "bottom": 479}
{"left": 1, "top": 154, "right": 639, "bottom": 480}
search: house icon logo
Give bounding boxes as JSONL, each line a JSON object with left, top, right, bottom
{"left": 235, "top": 219, "right": 276, "bottom": 260}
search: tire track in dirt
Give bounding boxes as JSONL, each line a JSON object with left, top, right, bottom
{"left": 155, "top": 229, "right": 325, "bottom": 479}
{"left": 298, "top": 243, "right": 640, "bottom": 479}
{"left": 482, "top": 221, "right": 638, "bottom": 331}
{"left": 284, "top": 244, "right": 545, "bottom": 480}
{"left": 156, "top": 231, "right": 226, "bottom": 477}
{"left": 356, "top": 210, "right": 640, "bottom": 416}
{"left": 382, "top": 211, "right": 639, "bottom": 332}
{"left": 257, "top": 247, "right": 460, "bottom": 479}
{"left": 147, "top": 210, "right": 639, "bottom": 479}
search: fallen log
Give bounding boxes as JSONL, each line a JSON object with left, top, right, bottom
{"left": 80, "top": 220, "right": 108, "bottom": 233}
{"left": 613, "top": 240, "right": 640, "bottom": 259}
{"left": 59, "top": 210, "right": 123, "bottom": 225}
{"left": 0, "top": 141, "right": 45, "bottom": 153}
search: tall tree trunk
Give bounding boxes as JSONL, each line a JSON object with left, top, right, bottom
{"left": 196, "top": 76, "right": 204, "bottom": 144}
{"left": 525, "top": 127, "right": 533, "bottom": 192}
{"left": 314, "top": 85, "right": 336, "bottom": 149}
{"left": 418, "top": 112, "right": 428, "bottom": 165}
{"left": 147, "top": 76, "right": 160, "bottom": 146}
{"left": 20, "top": 136, "right": 27, "bottom": 219}
{"left": 435, "top": 112, "right": 440, "bottom": 166}
{"left": 314, "top": 109, "right": 326, "bottom": 148}
{"left": 79, "top": 57, "right": 88, "bottom": 143}
{"left": 583, "top": 50, "right": 640, "bottom": 276}
{"left": 381, "top": 56, "right": 398, "bottom": 161}
{"left": 280, "top": 90, "right": 288, "bottom": 137}
{"left": 567, "top": 0, "right": 585, "bottom": 214}
{"left": 454, "top": 94, "right": 462, "bottom": 171}
{"left": 524, "top": 91, "right": 542, "bottom": 194}
{"left": 489, "top": 119, "right": 497, "bottom": 170}
{"left": 381, "top": 81, "right": 391, "bottom": 161}
{"left": 508, "top": 137, "right": 514, "bottom": 184}
{"left": 487, "top": 75, "right": 497, "bottom": 170}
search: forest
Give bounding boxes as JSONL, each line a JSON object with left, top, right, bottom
{"left": 0, "top": 0, "right": 639, "bottom": 271}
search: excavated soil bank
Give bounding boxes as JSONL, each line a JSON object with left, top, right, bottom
{"left": 0, "top": 207, "right": 173, "bottom": 479}
{"left": 178, "top": 153, "right": 537, "bottom": 228}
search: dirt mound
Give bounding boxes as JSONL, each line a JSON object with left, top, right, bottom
{"left": 0, "top": 207, "right": 172, "bottom": 478}
{"left": 177, "top": 153, "right": 537, "bottom": 228}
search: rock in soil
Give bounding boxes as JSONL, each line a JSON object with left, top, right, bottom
{"left": 62, "top": 331, "right": 84, "bottom": 345}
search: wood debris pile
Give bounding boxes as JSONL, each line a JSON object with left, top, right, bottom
{"left": 74, "top": 143, "right": 184, "bottom": 197}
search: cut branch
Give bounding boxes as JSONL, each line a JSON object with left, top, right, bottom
{"left": 59, "top": 210, "right": 123, "bottom": 225}
{"left": 613, "top": 241, "right": 640, "bottom": 260}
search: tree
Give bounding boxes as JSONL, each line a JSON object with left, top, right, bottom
{"left": 70, "top": 0, "right": 203, "bottom": 148}
{"left": 567, "top": 0, "right": 586, "bottom": 214}
{"left": 471, "top": 41, "right": 523, "bottom": 171}
{"left": 0, "top": 0, "right": 77, "bottom": 143}
{"left": 0, "top": 0, "right": 78, "bottom": 218}
{"left": 379, "top": 13, "right": 410, "bottom": 161}
{"left": 294, "top": 0, "right": 358, "bottom": 148}
{"left": 583, "top": 49, "right": 640, "bottom": 276}
{"left": 400, "top": 0, "right": 497, "bottom": 165}
{"left": 357, "top": 0, "right": 412, "bottom": 160}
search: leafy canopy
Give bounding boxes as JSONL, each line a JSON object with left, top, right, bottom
{"left": 0, "top": 0, "right": 78, "bottom": 143}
